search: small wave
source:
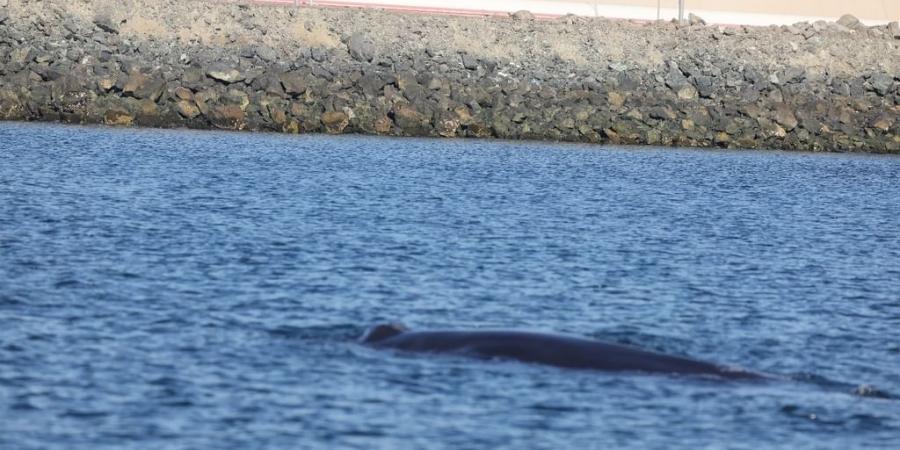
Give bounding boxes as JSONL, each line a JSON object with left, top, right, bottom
{"left": 59, "top": 409, "right": 110, "bottom": 419}
{"left": 160, "top": 399, "right": 195, "bottom": 408}
{"left": 851, "top": 385, "right": 894, "bottom": 400}
{"left": 10, "top": 401, "right": 38, "bottom": 411}
{"left": 115, "top": 271, "right": 141, "bottom": 279}
{"left": 780, "top": 405, "right": 892, "bottom": 430}
{"left": 589, "top": 328, "right": 692, "bottom": 355}
{"left": 529, "top": 402, "right": 584, "bottom": 413}
{"left": 266, "top": 323, "right": 362, "bottom": 341}
{"left": 789, "top": 372, "right": 896, "bottom": 400}
{"left": 0, "top": 295, "right": 22, "bottom": 306}
{"left": 53, "top": 279, "right": 82, "bottom": 289}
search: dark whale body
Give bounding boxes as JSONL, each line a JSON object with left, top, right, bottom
{"left": 361, "top": 324, "right": 765, "bottom": 380}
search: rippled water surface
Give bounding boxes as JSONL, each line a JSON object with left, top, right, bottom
{"left": 1, "top": 122, "right": 899, "bottom": 449}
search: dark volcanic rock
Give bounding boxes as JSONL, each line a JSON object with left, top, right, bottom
{"left": 868, "top": 74, "right": 894, "bottom": 96}
{"left": 279, "top": 71, "right": 307, "bottom": 95}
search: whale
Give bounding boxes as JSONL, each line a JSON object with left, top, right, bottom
{"left": 360, "top": 323, "right": 767, "bottom": 380}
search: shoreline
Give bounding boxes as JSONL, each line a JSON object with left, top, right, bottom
{"left": 1, "top": 0, "right": 898, "bottom": 153}
{"left": 8, "top": 120, "right": 900, "bottom": 161}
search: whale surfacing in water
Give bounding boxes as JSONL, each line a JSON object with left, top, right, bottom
{"left": 360, "top": 324, "right": 765, "bottom": 380}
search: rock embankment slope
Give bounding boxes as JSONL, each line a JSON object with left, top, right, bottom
{"left": 1, "top": 0, "right": 898, "bottom": 152}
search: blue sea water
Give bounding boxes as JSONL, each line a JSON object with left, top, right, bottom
{"left": 1, "top": 122, "right": 899, "bottom": 449}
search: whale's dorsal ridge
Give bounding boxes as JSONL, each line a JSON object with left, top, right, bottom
{"left": 360, "top": 323, "right": 408, "bottom": 343}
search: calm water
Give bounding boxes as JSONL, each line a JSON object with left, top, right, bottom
{"left": 1, "top": 122, "right": 899, "bottom": 449}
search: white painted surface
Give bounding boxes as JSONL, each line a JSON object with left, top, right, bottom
{"left": 260, "top": 0, "right": 896, "bottom": 25}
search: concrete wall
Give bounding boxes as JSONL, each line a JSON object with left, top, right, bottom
{"left": 287, "top": 0, "right": 900, "bottom": 25}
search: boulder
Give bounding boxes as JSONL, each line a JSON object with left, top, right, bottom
{"left": 103, "top": 107, "right": 133, "bottom": 126}
{"left": 223, "top": 89, "right": 250, "bottom": 110}
{"left": 511, "top": 10, "right": 535, "bottom": 21}
{"left": 269, "top": 107, "right": 287, "bottom": 125}
{"left": 93, "top": 14, "right": 118, "bottom": 34}
{"left": 321, "top": 110, "right": 349, "bottom": 133}
{"left": 209, "top": 105, "right": 245, "bottom": 130}
{"left": 868, "top": 73, "right": 894, "bottom": 96}
{"left": 774, "top": 104, "right": 798, "bottom": 131}
{"left": 193, "top": 90, "right": 218, "bottom": 117}
{"left": 348, "top": 33, "right": 376, "bottom": 63}
{"left": 392, "top": 104, "right": 431, "bottom": 134}
{"left": 175, "top": 100, "right": 200, "bottom": 119}
{"left": 279, "top": 71, "right": 307, "bottom": 96}
{"left": 135, "top": 100, "right": 162, "bottom": 126}
{"left": 869, "top": 115, "right": 894, "bottom": 132}
{"left": 461, "top": 53, "right": 479, "bottom": 71}
{"left": 255, "top": 45, "right": 277, "bottom": 63}
{"left": 358, "top": 73, "right": 386, "bottom": 96}
{"left": 836, "top": 14, "right": 860, "bottom": 29}
{"left": 437, "top": 118, "right": 460, "bottom": 137}
{"left": 757, "top": 117, "right": 786, "bottom": 138}
{"left": 9, "top": 46, "right": 35, "bottom": 67}
{"left": 135, "top": 78, "right": 166, "bottom": 102}
{"left": 121, "top": 72, "right": 165, "bottom": 102}
{"left": 688, "top": 13, "right": 706, "bottom": 26}
{"left": 121, "top": 72, "right": 148, "bottom": 96}
{"left": 468, "top": 122, "right": 492, "bottom": 138}
{"left": 607, "top": 91, "right": 625, "bottom": 108}
{"left": 677, "top": 85, "right": 699, "bottom": 100}
{"left": 173, "top": 87, "right": 194, "bottom": 101}
{"left": 889, "top": 22, "right": 900, "bottom": 40}
{"left": 0, "top": 8, "right": 8, "bottom": 25}
{"left": 373, "top": 116, "right": 393, "bottom": 134}
{"left": 206, "top": 66, "right": 245, "bottom": 84}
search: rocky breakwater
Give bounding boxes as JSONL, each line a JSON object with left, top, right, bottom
{"left": 0, "top": 0, "right": 898, "bottom": 152}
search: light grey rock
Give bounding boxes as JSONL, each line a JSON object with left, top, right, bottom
{"left": 278, "top": 71, "right": 306, "bottom": 95}
{"left": 461, "top": 53, "right": 479, "bottom": 70}
{"left": 676, "top": 85, "right": 698, "bottom": 100}
{"left": 688, "top": 13, "right": 706, "bottom": 26}
{"left": 868, "top": 73, "right": 894, "bottom": 96}
{"left": 206, "top": 65, "right": 244, "bottom": 84}
{"left": 836, "top": 14, "right": 860, "bottom": 29}
{"left": 93, "top": 14, "right": 118, "bottom": 34}
{"left": 889, "top": 22, "right": 900, "bottom": 40}
{"left": 255, "top": 45, "right": 277, "bottom": 63}
{"left": 831, "top": 23, "right": 851, "bottom": 33}
{"left": 774, "top": 104, "right": 798, "bottom": 131}
{"left": 348, "top": 32, "right": 376, "bottom": 63}
{"left": 511, "top": 10, "right": 535, "bottom": 22}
